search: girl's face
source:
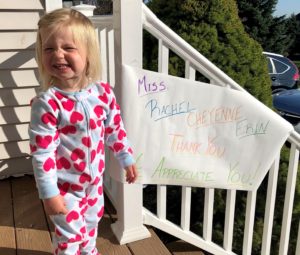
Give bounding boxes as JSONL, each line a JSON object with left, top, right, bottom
{"left": 40, "top": 26, "right": 88, "bottom": 92}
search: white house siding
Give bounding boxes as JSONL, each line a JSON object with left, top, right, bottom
{"left": 0, "top": 0, "right": 45, "bottom": 178}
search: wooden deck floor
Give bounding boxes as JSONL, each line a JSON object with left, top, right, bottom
{"left": 0, "top": 175, "right": 205, "bottom": 255}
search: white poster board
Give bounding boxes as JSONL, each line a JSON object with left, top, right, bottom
{"left": 121, "top": 65, "right": 293, "bottom": 191}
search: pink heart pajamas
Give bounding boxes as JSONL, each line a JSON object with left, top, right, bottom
{"left": 51, "top": 177, "right": 104, "bottom": 255}
{"left": 28, "top": 82, "right": 134, "bottom": 254}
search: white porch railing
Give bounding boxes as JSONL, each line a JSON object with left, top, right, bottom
{"left": 139, "top": 4, "right": 300, "bottom": 255}
{"left": 47, "top": 1, "right": 300, "bottom": 254}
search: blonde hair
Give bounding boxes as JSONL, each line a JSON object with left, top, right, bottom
{"left": 36, "top": 8, "right": 102, "bottom": 90}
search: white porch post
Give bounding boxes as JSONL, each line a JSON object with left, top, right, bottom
{"left": 45, "top": 0, "right": 62, "bottom": 12}
{"left": 110, "top": 0, "right": 151, "bottom": 244}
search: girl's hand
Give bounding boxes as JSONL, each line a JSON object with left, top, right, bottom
{"left": 124, "top": 164, "right": 138, "bottom": 184}
{"left": 43, "top": 194, "right": 68, "bottom": 216}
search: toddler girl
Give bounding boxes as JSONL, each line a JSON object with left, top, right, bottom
{"left": 28, "top": 8, "right": 137, "bottom": 255}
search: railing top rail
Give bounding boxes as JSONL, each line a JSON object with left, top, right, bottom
{"left": 288, "top": 130, "right": 300, "bottom": 149}
{"left": 142, "top": 4, "right": 245, "bottom": 91}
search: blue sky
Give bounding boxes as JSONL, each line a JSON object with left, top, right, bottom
{"left": 274, "top": 0, "right": 300, "bottom": 16}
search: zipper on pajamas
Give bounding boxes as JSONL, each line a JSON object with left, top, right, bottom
{"left": 80, "top": 100, "right": 93, "bottom": 180}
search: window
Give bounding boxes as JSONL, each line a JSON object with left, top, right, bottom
{"left": 272, "top": 58, "right": 290, "bottom": 74}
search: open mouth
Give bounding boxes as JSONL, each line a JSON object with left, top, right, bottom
{"left": 53, "top": 64, "right": 70, "bottom": 70}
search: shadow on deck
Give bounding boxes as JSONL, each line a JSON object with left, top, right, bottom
{"left": 0, "top": 175, "right": 206, "bottom": 255}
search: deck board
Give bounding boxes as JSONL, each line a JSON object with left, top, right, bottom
{"left": 97, "top": 214, "right": 132, "bottom": 255}
{"left": 166, "top": 240, "right": 206, "bottom": 255}
{"left": 128, "top": 228, "right": 172, "bottom": 255}
{"left": 0, "top": 179, "right": 16, "bottom": 255}
{"left": 0, "top": 175, "right": 207, "bottom": 255}
{"left": 12, "top": 176, "right": 52, "bottom": 254}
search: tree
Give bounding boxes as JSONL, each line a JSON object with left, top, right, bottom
{"left": 145, "top": 0, "right": 272, "bottom": 106}
{"left": 236, "top": 0, "right": 298, "bottom": 56}
{"left": 289, "top": 14, "right": 300, "bottom": 59}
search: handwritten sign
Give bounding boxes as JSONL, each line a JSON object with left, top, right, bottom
{"left": 120, "top": 65, "right": 293, "bottom": 191}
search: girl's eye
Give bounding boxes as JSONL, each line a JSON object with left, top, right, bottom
{"left": 43, "top": 48, "right": 53, "bottom": 52}
{"left": 65, "top": 47, "right": 76, "bottom": 52}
